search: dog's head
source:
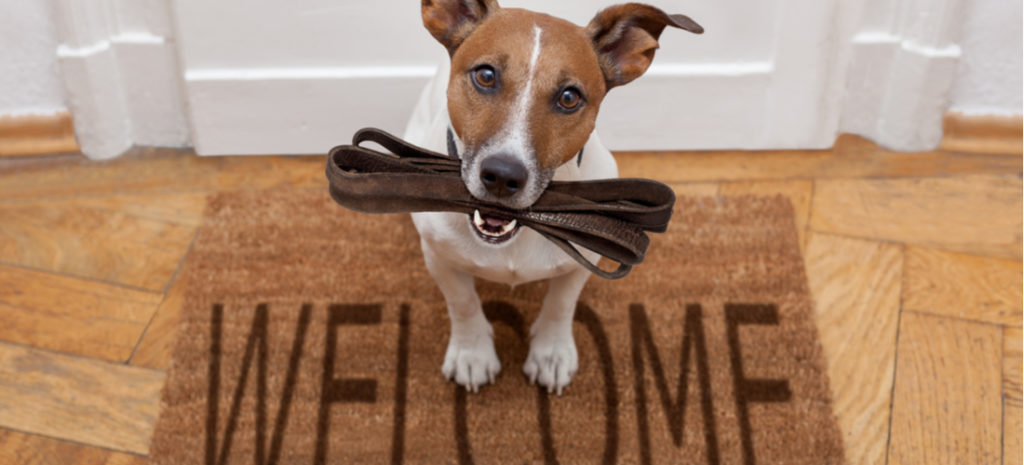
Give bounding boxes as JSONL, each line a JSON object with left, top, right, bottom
{"left": 422, "top": 1, "right": 702, "bottom": 212}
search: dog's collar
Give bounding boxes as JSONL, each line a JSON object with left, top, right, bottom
{"left": 448, "top": 127, "right": 584, "bottom": 167}
{"left": 446, "top": 127, "right": 459, "bottom": 159}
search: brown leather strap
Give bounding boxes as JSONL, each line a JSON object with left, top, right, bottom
{"left": 325, "top": 128, "right": 675, "bottom": 279}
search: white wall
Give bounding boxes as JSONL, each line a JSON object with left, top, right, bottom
{"left": 2, "top": 0, "right": 1021, "bottom": 157}
{"left": 0, "top": 0, "right": 66, "bottom": 116}
{"left": 949, "top": 0, "right": 1023, "bottom": 115}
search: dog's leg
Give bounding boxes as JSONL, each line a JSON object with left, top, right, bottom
{"left": 421, "top": 242, "right": 501, "bottom": 392}
{"left": 524, "top": 266, "right": 590, "bottom": 395}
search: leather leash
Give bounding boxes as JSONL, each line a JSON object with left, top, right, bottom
{"left": 325, "top": 128, "right": 675, "bottom": 279}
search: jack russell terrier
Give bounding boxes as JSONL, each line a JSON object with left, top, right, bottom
{"left": 403, "top": 0, "right": 702, "bottom": 394}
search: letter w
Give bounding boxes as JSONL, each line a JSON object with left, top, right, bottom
{"left": 206, "top": 303, "right": 312, "bottom": 465}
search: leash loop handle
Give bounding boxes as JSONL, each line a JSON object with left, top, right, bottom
{"left": 327, "top": 127, "right": 674, "bottom": 280}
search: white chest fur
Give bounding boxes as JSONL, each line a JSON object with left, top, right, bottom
{"left": 411, "top": 211, "right": 582, "bottom": 285}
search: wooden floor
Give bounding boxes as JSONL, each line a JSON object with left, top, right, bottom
{"left": 0, "top": 133, "right": 1020, "bottom": 464}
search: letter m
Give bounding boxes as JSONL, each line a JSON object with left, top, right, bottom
{"left": 629, "top": 303, "right": 720, "bottom": 465}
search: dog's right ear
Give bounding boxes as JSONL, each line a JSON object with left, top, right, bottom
{"left": 587, "top": 3, "right": 703, "bottom": 89}
{"left": 422, "top": 0, "right": 499, "bottom": 55}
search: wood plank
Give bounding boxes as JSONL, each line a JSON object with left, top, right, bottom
{"left": 0, "top": 342, "right": 164, "bottom": 455}
{"left": 0, "top": 265, "right": 162, "bottom": 362}
{"left": 0, "top": 198, "right": 197, "bottom": 291}
{"left": 810, "top": 175, "right": 1022, "bottom": 259}
{"left": 721, "top": 180, "right": 813, "bottom": 252}
{"left": 1006, "top": 327, "right": 1022, "bottom": 406}
{"left": 903, "top": 247, "right": 1022, "bottom": 326}
{"left": 129, "top": 274, "right": 189, "bottom": 370}
{"left": 0, "top": 148, "right": 323, "bottom": 202}
{"left": 0, "top": 429, "right": 145, "bottom": 465}
{"left": 940, "top": 112, "right": 1023, "bottom": 156}
{"left": 0, "top": 112, "right": 80, "bottom": 158}
{"left": 666, "top": 181, "right": 719, "bottom": 197}
{"left": 1006, "top": 404, "right": 1022, "bottom": 465}
{"left": 24, "top": 191, "right": 211, "bottom": 227}
{"left": 616, "top": 134, "right": 1021, "bottom": 183}
{"left": 805, "top": 232, "right": 902, "bottom": 465}
{"left": 887, "top": 311, "right": 1002, "bottom": 465}
{"left": 1007, "top": 327, "right": 1023, "bottom": 465}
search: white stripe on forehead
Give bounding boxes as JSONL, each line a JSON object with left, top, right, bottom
{"left": 507, "top": 25, "right": 542, "bottom": 138}
{"left": 492, "top": 25, "right": 543, "bottom": 159}
{"left": 519, "top": 24, "right": 543, "bottom": 115}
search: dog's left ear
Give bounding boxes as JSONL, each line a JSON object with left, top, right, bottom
{"left": 587, "top": 3, "right": 703, "bottom": 89}
{"left": 422, "top": 0, "right": 500, "bottom": 55}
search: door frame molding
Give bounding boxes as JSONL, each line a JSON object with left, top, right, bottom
{"left": 49, "top": 0, "right": 188, "bottom": 159}
{"left": 839, "top": 0, "right": 967, "bottom": 150}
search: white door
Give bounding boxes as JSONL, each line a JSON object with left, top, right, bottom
{"left": 171, "top": 0, "right": 964, "bottom": 155}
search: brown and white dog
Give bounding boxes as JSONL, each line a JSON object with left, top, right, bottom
{"left": 404, "top": 0, "right": 702, "bottom": 394}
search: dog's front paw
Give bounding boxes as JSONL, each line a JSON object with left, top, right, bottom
{"left": 441, "top": 322, "right": 501, "bottom": 392}
{"left": 524, "top": 322, "right": 578, "bottom": 395}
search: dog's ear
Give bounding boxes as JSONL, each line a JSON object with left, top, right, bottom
{"left": 587, "top": 3, "right": 702, "bottom": 89}
{"left": 422, "top": 0, "right": 500, "bottom": 55}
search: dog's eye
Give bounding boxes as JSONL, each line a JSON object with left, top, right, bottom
{"left": 472, "top": 66, "right": 497, "bottom": 90}
{"left": 556, "top": 87, "right": 583, "bottom": 112}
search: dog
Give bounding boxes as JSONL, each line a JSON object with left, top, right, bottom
{"left": 403, "top": 0, "right": 702, "bottom": 394}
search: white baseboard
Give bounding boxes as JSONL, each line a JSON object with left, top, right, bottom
{"left": 184, "top": 70, "right": 432, "bottom": 156}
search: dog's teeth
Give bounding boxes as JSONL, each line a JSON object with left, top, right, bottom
{"left": 472, "top": 210, "right": 517, "bottom": 238}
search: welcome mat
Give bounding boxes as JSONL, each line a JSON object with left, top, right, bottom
{"left": 149, "top": 188, "right": 845, "bottom": 464}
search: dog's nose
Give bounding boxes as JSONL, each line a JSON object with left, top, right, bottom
{"left": 479, "top": 155, "right": 527, "bottom": 198}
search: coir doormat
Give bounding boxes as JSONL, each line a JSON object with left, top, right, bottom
{"left": 149, "top": 188, "right": 844, "bottom": 464}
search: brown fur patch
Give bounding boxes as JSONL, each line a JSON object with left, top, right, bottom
{"left": 587, "top": 4, "right": 703, "bottom": 88}
{"left": 447, "top": 9, "right": 607, "bottom": 171}
{"left": 421, "top": 0, "right": 499, "bottom": 53}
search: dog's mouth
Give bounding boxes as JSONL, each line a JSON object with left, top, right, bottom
{"left": 470, "top": 209, "right": 521, "bottom": 244}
